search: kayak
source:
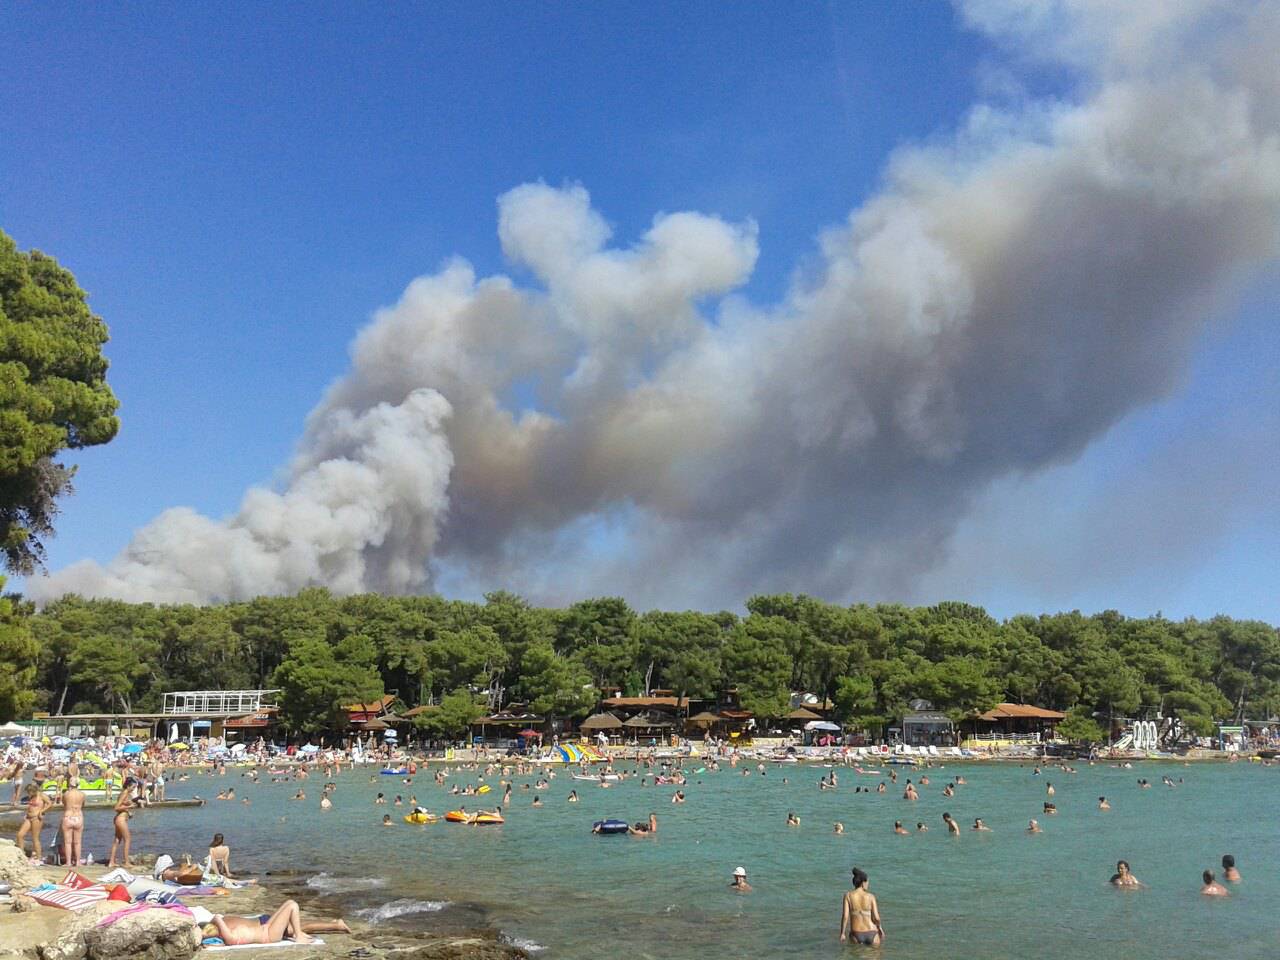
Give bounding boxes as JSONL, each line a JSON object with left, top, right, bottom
{"left": 445, "top": 810, "right": 470, "bottom": 822}
{"left": 404, "top": 812, "right": 439, "bottom": 824}
{"left": 593, "top": 818, "right": 629, "bottom": 835}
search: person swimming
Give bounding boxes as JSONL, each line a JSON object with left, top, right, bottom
{"left": 1043, "top": 802, "right": 1057, "bottom": 814}
{"left": 1222, "top": 854, "right": 1241, "bottom": 882}
{"left": 942, "top": 812, "right": 959, "bottom": 836}
{"left": 786, "top": 811, "right": 800, "bottom": 826}
{"left": 1028, "top": 819, "right": 1042, "bottom": 833}
{"left": 1200, "top": 870, "right": 1229, "bottom": 896}
{"left": 381, "top": 814, "right": 393, "bottom": 826}
{"left": 1098, "top": 796, "right": 1111, "bottom": 810}
{"left": 834, "top": 822, "right": 845, "bottom": 834}
{"left": 915, "top": 822, "right": 928, "bottom": 832}
{"left": 972, "top": 818, "right": 991, "bottom": 831}
{"left": 893, "top": 820, "right": 909, "bottom": 835}
{"left": 839, "top": 867, "right": 884, "bottom": 946}
{"left": 1111, "top": 860, "right": 1142, "bottom": 888}
{"left": 630, "top": 813, "right": 658, "bottom": 835}
{"left": 730, "top": 866, "right": 752, "bottom": 893}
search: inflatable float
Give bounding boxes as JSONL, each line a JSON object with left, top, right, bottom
{"left": 445, "top": 810, "right": 505, "bottom": 825}
{"left": 573, "top": 773, "right": 620, "bottom": 782}
{"left": 380, "top": 768, "right": 408, "bottom": 776}
{"left": 593, "top": 819, "right": 630, "bottom": 835}
{"left": 404, "top": 811, "right": 439, "bottom": 824}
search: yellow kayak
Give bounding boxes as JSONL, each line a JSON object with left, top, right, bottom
{"left": 404, "top": 812, "right": 439, "bottom": 824}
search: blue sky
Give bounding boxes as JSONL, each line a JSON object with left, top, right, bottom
{"left": 2, "top": 3, "right": 1277, "bottom": 621}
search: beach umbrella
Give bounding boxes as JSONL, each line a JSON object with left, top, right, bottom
{"left": 579, "top": 712, "right": 623, "bottom": 731}
{"left": 299, "top": 744, "right": 320, "bottom": 753}
{"left": 518, "top": 729, "right": 543, "bottom": 738}
{"left": 120, "top": 743, "right": 145, "bottom": 755}
{"left": 803, "top": 720, "right": 841, "bottom": 732}
{"left": 383, "top": 729, "right": 397, "bottom": 740}
{"left": 0, "top": 721, "right": 26, "bottom": 736}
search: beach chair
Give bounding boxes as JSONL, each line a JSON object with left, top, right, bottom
{"left": 927, "top": 745, "right": 940, "bottom": 757}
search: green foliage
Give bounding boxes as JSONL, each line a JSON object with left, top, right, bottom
{"left": 12, "top": 589, "right": 1280, "bottom": 739}
{"left": 0, "top": 232, "right": 119, "bottom": 573}
{"left": 412, "top": 687, "right": 484, "bottom": 739}
{"left": 0, "top": 579, "right": 37, "bottom": 721}
{"left": 1057, "top": 707, "right": 1106, "bottom": 743}
{"left": 271, "top": 628, "right": 383, "bottom": 734}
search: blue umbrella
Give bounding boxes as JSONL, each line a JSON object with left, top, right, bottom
{"left": 120, "top": 743, "right": 145, "bottom": 755}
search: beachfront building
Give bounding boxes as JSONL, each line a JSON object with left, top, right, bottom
{"left": 900, "top": 708, "right": 956, "bottom": 747}
{"left": 30, "top": 688, "right": 281, "bottom": 741}
{"left": 961, "top": 702, "right": 1065, "bottom": 746}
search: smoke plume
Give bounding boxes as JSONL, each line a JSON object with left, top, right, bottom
{"left": 30, "top": 0, "right": 1280, "bottom": 607}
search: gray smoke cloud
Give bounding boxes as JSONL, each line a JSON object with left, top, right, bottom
{"left": 29, "top": 0, "right": 1280, "bottom": 607}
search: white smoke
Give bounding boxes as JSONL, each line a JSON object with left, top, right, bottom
{"left": 30, "top": 0, "right": 1280, "bottom": 607}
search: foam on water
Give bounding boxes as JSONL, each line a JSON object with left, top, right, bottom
{"left": 355, "top": 898, "right": 449, "bottom": 921}
{"left": 305, "top": 873, "right": 387, "bottom": 892}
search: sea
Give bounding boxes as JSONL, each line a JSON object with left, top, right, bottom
{"left": 69, "top": 758, "right": 1277, "bottom": 959}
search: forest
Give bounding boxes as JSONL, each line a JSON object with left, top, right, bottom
{"left": 3, "top": 589, "right": 1278, "bottom": 740}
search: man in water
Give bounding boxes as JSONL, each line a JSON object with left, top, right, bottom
{"left": 629, "top": 813, "right": 658, "bottom": 835}
{"left": 1200, "top": 870, "right": 1229, "bottom": 896}
{"left": 730, "top": 866, "right": 751, "bottom": 893}
{"left": 1098, "top": 796, "right": 1110, "bottom": 810}
{"left": 1111, "top": 860, "right": 1142, "bottom": 887}
{"left": 972, "top": 818, "right": 991, "bottom": 831}
{"left": 1221, "top": 854, "right": 1241, "bottom": 882}
{"left": 786, "top": 811, "right": 800, "bottom": 827}
{"left": 893, "top": 821, "right": 909, "bottom": 835}
{"left": 942, "top": 812, "right": 959, "bottom": 836}
{"left": 1027, "top": 819, "right": 1042, "bottom": 833}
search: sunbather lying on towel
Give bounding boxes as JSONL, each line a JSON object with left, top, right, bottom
{"left": 204, "top": 901, "right": 349, "bottom": 945}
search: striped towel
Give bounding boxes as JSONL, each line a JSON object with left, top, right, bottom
{"left": 28, "top": 884, "right": 112, "bottom": 911}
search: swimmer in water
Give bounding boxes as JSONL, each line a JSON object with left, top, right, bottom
{"left": 903, "top": 782, "right": 918, "bottom": 801}
{"left": 834, "top": 822, "right": 844, "bottom": 834}
{"left": 893, "top": 820, "right": 909, "bottom": 835}
{"left": 1098, "top": 796, "right": 1111, "bottom": 810}
{"left": 1027, "top": 819, "right": 1042, "bottom": 833}
{"left": 787, "top": 811, "right": 800, "bottom": 827}
{"left": 381, "top": 814, "right": 392, "bottom": 826}
{"left": 1110, "top": 860, "right": 1142, "bottom": 888}
{"left": 320, "top": 795, "right": 332, "bottom": 811}
{"left": 1046, "top": 782, "right": 1054, "bottom": 797}
{"left": 972, "top": 818, "right": 991, "bottom": 831}
{"left": 1221, "top": 855, "right": 1240, "bottom": 882}
{"left": 1043, "top": 802, "right": 1057, "bottom": 815}
{"left": 942, "top": 812, "right": 959, "bottom": 836}
{"left": 567, "top": 790, "right": 578, "bottom": 803}
{"left": 916, "top": 822, "right": 928, "bottom": 832}
{"left": 942, "top": 784, "right": 954, "bottom": 798}
{"left": 672, "top": 790, "right": 686, "bottom": 804}
{"left": 1200, "top": 870, "right": 1229, "bottom": 896}
{"left": 730, "top": 866, "right": 752, "bottom": 893}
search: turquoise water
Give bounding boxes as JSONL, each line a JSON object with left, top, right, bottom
{"left": 67, "top": 760, "right": 1277, "bottom": 958}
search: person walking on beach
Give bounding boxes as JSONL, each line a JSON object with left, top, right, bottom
{"left": 61, "top": 777, "right": 86, "bottom": 866}
{"left": 839, "top": 867, "right": 884, "bottom": 946}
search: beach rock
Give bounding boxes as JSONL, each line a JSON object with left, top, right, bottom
{"left": 0, "top": 843, "right": 40, "bottom": 891}
{"left": 37, "top": 902, "right": 197, "bottom": 960}
{"left": 81, "top": 907, "right": 200, "bottom": 960}
{"left": 10, "top": 893, "right": 35, "bottom": 912}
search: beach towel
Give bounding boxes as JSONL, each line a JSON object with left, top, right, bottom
{"left": 28, "top": 883, "right": 112, "bottom": 911}
{"left": 203, "top": 939, "right": 324, "bottom": 952}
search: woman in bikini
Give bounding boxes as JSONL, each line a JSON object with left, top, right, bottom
{"left": 61, "top": 777, "right": 86, "bottom": 866}
{"left": 206, "top": 900, "right": 350, "bottom": 945}
{"left": 108, "top": 778, "right": 138, "bottom": 867}
{"left": 840, "top": 867, "right": 885, "bottom": 946}
{"left": 208, "top": 832, "right": 235, "bottom": 879}
{"left": 15, "top": 783, "right": 51, "bottom": 862}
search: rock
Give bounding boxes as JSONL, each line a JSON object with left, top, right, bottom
{"left": 11, "top": 894, "right": 35, "bottom": 912}
{"left": 38, "top": 902, "right": 198, "bottom": 960}
{"left": 82, "top": 907, "right": 200, "bottom": 960}
{"left": 0, "top": 843, "right": 40, "bottom": 891}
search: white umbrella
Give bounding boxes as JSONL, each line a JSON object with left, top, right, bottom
{"left": 804, "top": 721, "right": 841, "bottom": 732}
{"left": 0, "top": 721, "right": 27, "bottom": 736}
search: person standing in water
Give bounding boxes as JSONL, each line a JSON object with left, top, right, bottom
{"left": 942, "top": 812, "right": 959, "bottom": 836}
{"left": 61, "top": 778, "right": 86, "bottom": 866}
{"left": 730, "top": 866, "right": 752, "bottom": 893}
{"left": 839, "top": 867, "right": 885, "bottom": 946}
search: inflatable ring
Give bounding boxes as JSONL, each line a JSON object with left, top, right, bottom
{"left": 593, "top": 819, "right": 630, "bottom": 835}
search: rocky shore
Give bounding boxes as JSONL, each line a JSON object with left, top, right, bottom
{"left": 0, "top": 841, "right": 526, "bottom": 960}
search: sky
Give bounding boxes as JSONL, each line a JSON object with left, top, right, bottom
{"left": 1, "top": 1, "right": 1277, "bottom": 621}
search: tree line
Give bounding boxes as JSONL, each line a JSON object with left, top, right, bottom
{"left": 1, "top": 589, "right": 1276, "bottom": 740}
